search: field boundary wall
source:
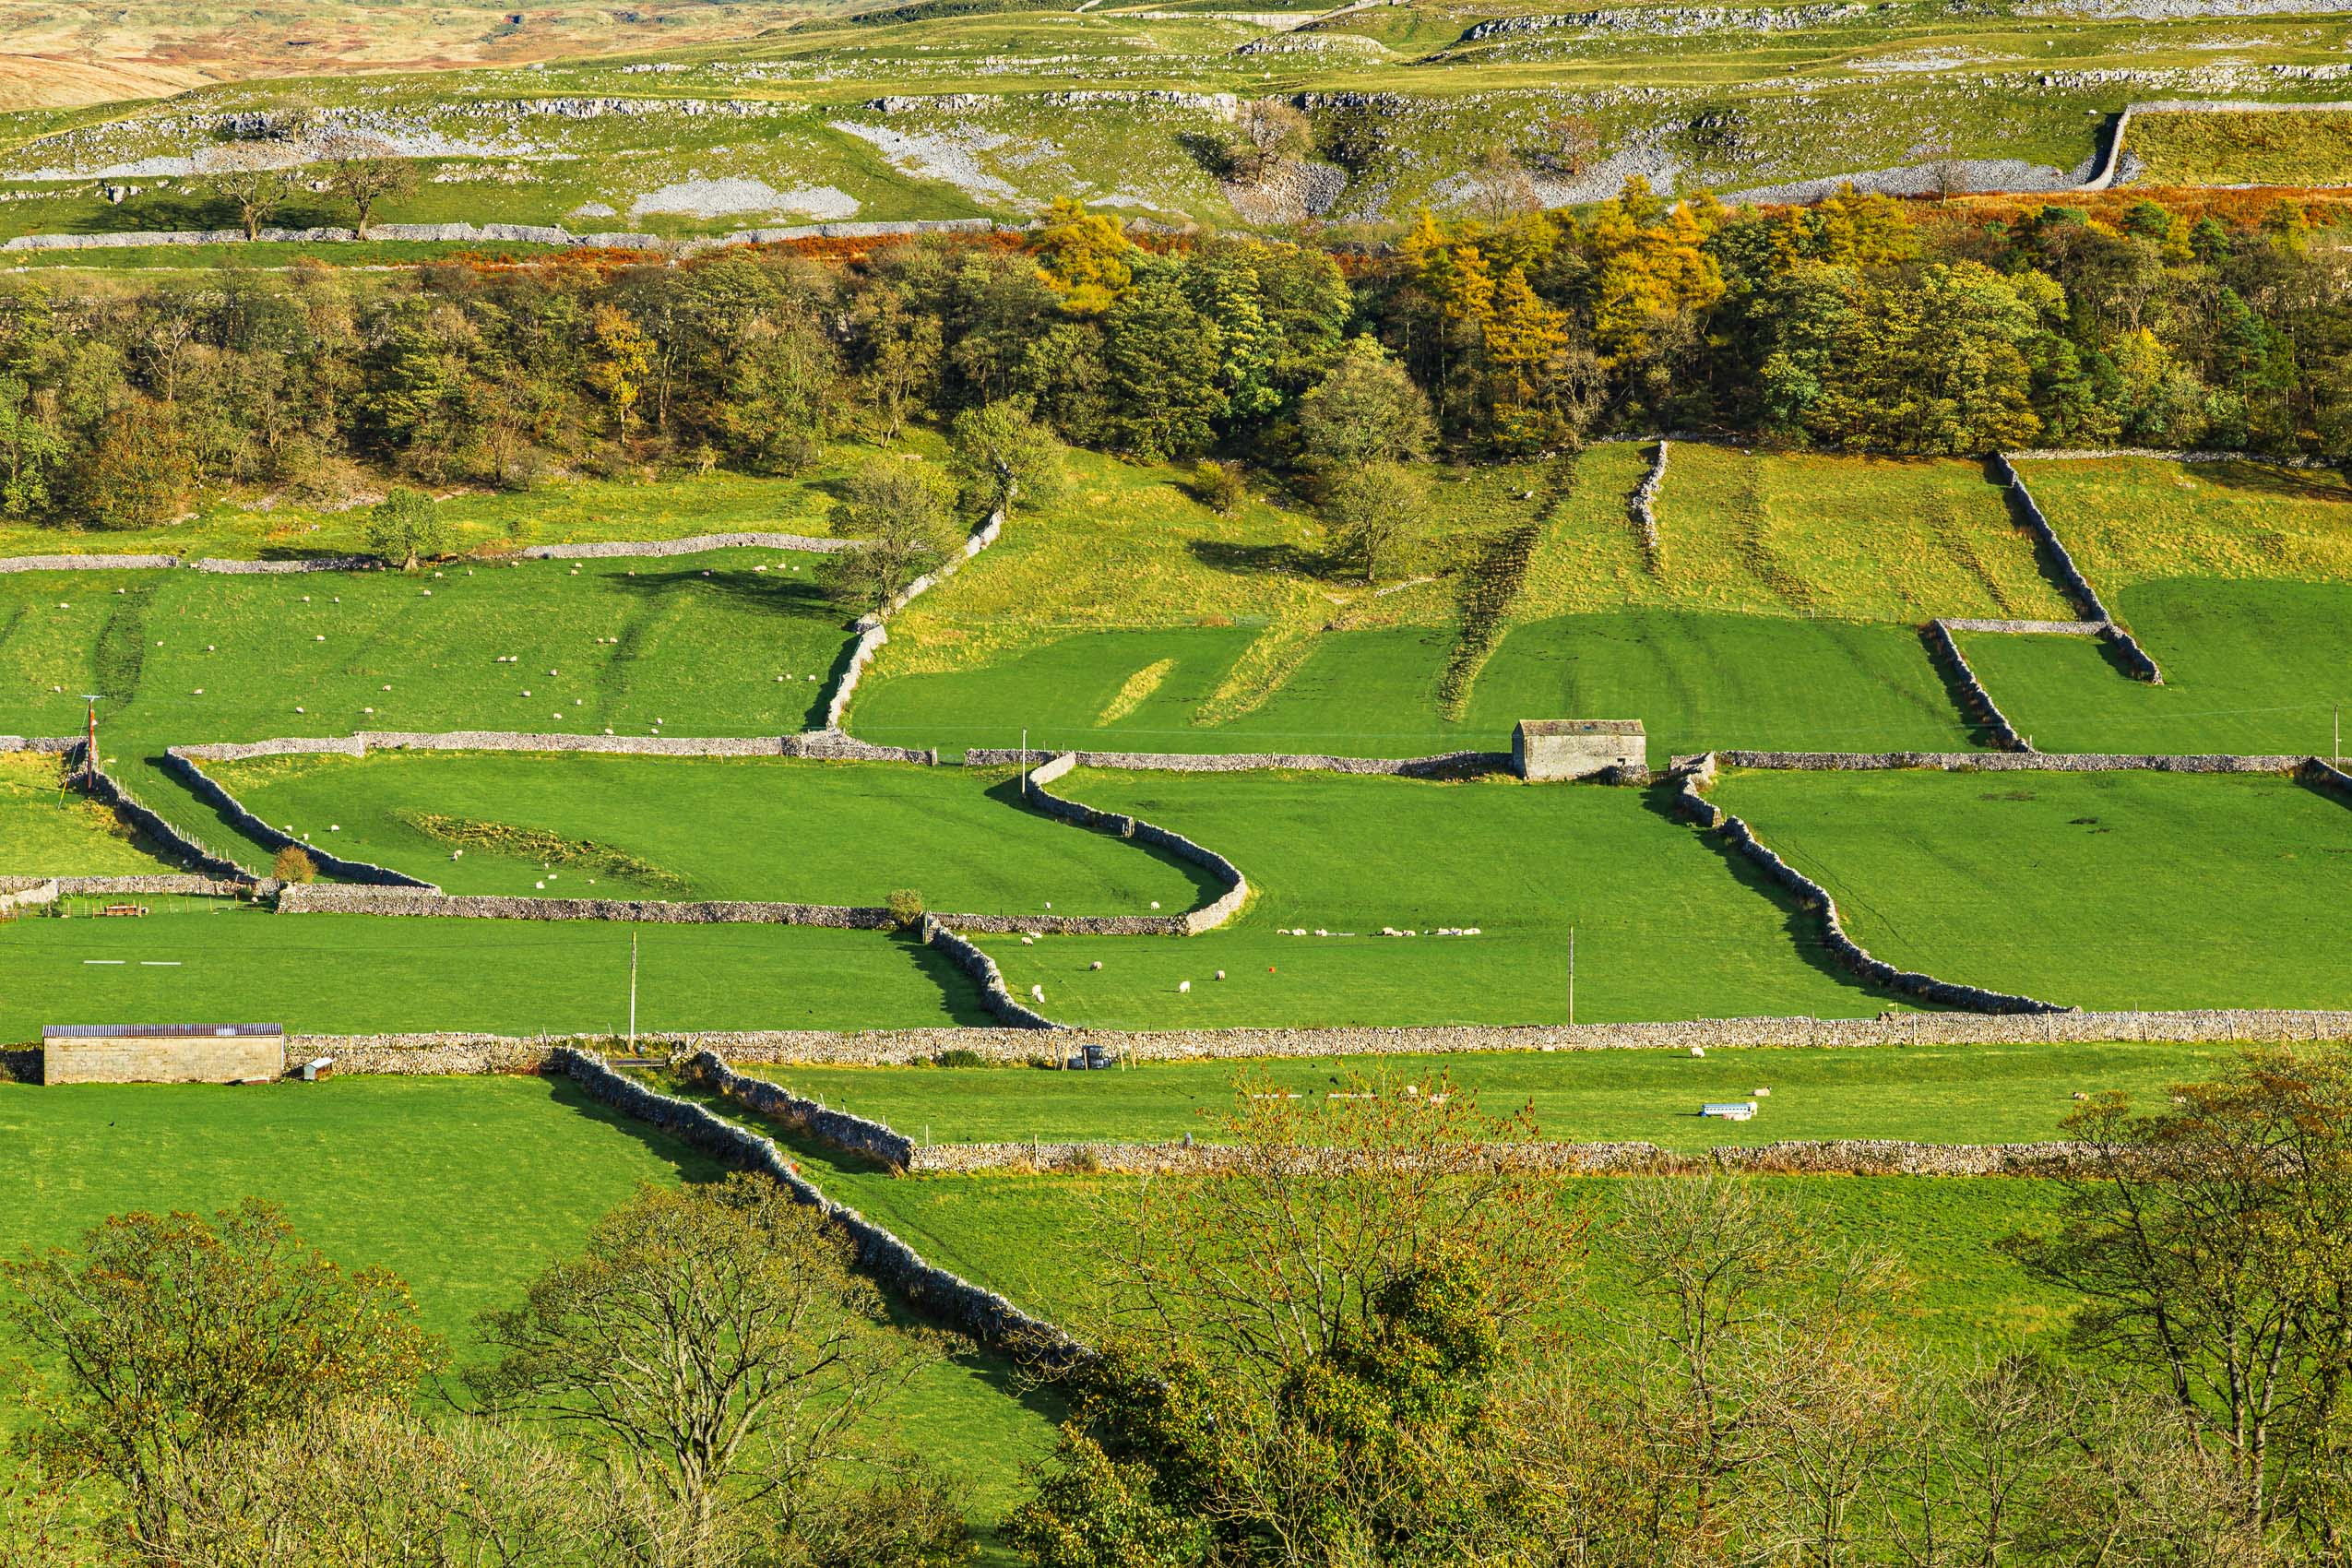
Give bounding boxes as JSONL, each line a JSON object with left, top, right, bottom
{"left": 1677, "top": 749, "right": 2311, "bottom": 773}
{"left": 1630, "top": 440, "right": 1667, "bottom": 565}
{"left": 908, "top": 1137, "right": 2097, "bottom": 1178}
{"left": 964, "top": 747, "right": 1506, "bottom": 778}
{"left": 160, "top": 751, "right": 435, "bottom": 889}
{"left": 279, "top": 1004, "right": 2352, "bottom": 1075}
{"left": 548, "top": 1048, "right": 1080, "bottom": 1358}
{"left": 826, "top": 509, "right": 1006, "bottom": 733}
{"left": 683, "top": 1050, "right": 917, "bottom": 1168}
{"left": 921, "top": 917, "right": 1063, "bottom": 1028}
{"left": 0, "top": 217, "right": 1000, "bottom": 255}
{"left": 1922, "top": 621, "right": 2029, "bottom": 752}
{"left": 0, "top": 533, "right": 853, "bottom": 576}
{"left": 1005, "top": 752, "right": 1250, "bottom": 934}
{"left": 1988, "top": 453, "right": 2165, "bottom": 683}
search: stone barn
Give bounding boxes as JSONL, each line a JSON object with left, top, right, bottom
{"left": 1512, "top": 719, "right": 1645, "bottom": 782}
{"left": 42, "top": 1023, "right": 285, "bottom": 1086}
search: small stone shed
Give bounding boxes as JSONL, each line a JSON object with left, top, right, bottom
{"left": 42, "top": 1023, "right": 285, "bottom": 1086}
{"left": 1512, "top": 719, "right": 1645, "bottom": 781}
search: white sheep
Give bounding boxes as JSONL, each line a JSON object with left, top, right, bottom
{"left": 1690, "top": 1046, "right": 1706, "bottom": 1058}
{"left": 1019, "top": 935, "right": 1033, "bottom": 946}
{"left": 1178, "top": 980, "right": 1191, "bottom": 994}
{"left": 1029, "top": 984, "right": 1045, "bottom": 1002}
{"left": 1089, "top": 960, "right": 1102, "bottom": 971}
{"left": 1149, "top": 900, "right": 1160, "bottom": 910}
{"left": 1215, "top": 970, "right": 1226, "bottom": 981}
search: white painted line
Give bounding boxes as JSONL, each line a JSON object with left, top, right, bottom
{"left": 82, "top": 959, "right": 124, "bottom": 965}
{"left": 140, "top": 961, "right": 181, "bottom": 967}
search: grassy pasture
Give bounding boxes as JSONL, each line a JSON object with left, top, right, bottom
{"left": 1711, "top": 768, "right": 2352, "bottom": 1012}
{"left": 0, "top": 750, "right": 177, "bottom": 874}
{"left": 0, "top": 549, "right": 858, "bottom": 849}
{"left": 2124, "top": 109, "right": 2352, "bottom": 187}
{"left": 762, "top": 1134, "right": 2081, "bottom": 1349}
{"left": 855, "top": 445, "right": 2039, "bottom": 760}
{"left": 1962, "top": 578, "right": 2352, "bottom": 755}
{"left": 2016, "top": 456, "right": 2352, "bottom": 589}
{"left": 976, "top": 768, "right": 1890, "bottom": 1028}
{"left": 747, "top": 1039, "right": 2239, "bottom": 1148}
{"left": 199, "top": 751, "right": 1215, "bottom": 912}
{"left": 0, "top": 1074, "right": 1058, "bottom": 1530}
{"left": 0, "top": 458, "right": 870, "bottom": 564}
{"left": 0, "top": 898, "right": 986, "bottom": 1040}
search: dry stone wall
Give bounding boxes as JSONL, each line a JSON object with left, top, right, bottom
{"left": 177, "top": 731, "right": 932, "bottom": 765}
{"left": 2301, "top": 756, "right": 2352, "bottom": 804}
{"left": 683, "top": 1050, "right": 916, "bottom": 1169}
{"left": 1683, "top": 749, "right": 2310, "bottom": 774}
{"left": 1015, "top": 752, "right": 1249, "bottom": 935}
{"left": 1630, "top": 440, "right": 1667, "bottom": 564}
{"left": 909, "top": 1137, "right": 2095, "bottom": 1179}
{"left": 73, "top": 746, "right": 256, "bottom": 884}
{"left": 921, "top": 917, "right": 1063, "bottom": 1029}
{"left": 161, "top": 752, "right": 433, "bottom": 888}
{"left": 1714, "top": 808, "right": 2067, "bottom": 1014}
{"left": 286, "top": 1005, "right": 2352, "bottom": 1074}
{"left": 550, "top": 1048, "right": 1078, "bottom": 1359}
{"left": 0, "top": 217, "right": 997, "bottom": 255}
{"left": 1989, "top": 453, "right": 2164, "bottom": 683}
{"left": 1, "top": 531, "right": 850, "bottom": 577}
{"left": 1922, "top": 621, "right": 2029, "bottom": 752}
{"left": 826, "top": 511, "right": 1004, "bottom": 733}
{"left": 965, "top": 747, "right": 1507, "bottom": 778}
{"left": 517, "top": 532, "right": 855, "bottom": 559}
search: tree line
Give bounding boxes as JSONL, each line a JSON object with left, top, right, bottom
{"left": 2, "top": 184, "right": 2344, "bottom": 550}
{"left": 7, "top": 1049, "right": 2352, "bottom": 1566}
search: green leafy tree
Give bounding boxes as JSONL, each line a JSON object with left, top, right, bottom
{"left": 363, "top": 485, "right": 450, "bottom": 570}
{"left": 1323, "top": 459, "right": 1430, "bottom": 582}
{"left": 832, "top": 456, "right": 959, "bottom": 607}
{"left": 948, "top": 399, "right": 1068, "bottom": 519}
{"left": 72, "top": 399, "right": 189, "bottom": 531}
{"left": 1100, "top": 273, "right": 1224, "bottom": 461}
{"left": 1295, "top": 338, "right": 1434, "bottom": 468}
{"left": 0, "top": 373, "right": 64, "bottom": 519}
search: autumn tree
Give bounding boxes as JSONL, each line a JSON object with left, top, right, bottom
{"left": 829, "top": 456, "right": 961, "bottom": 607}
{"left": 1011, "top": 1070, "right": 1588, "bottom": 1566}
{"left": 205, "top": 140, "right": 304, "bottom": 243}
{"left": 2, "top": 1201, "right": 435, "bottom": 1558}
{"left": 2003, "top": 1050, "right": 2352, "bottom": 1545}
{"left": 1033, "top": 199, "right": 1134, "bottom": 316}
{"left": 586, "top": 303, "right": 654, "bottom": 439}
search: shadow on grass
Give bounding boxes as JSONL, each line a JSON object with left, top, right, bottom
{"left": 1633, "top": 781, "right": 1938, "bottom": 1013}
{"left": 1917, "top": 624, "right": 2005, "bottom": 750}
{"left": 537, "top": 1069, "right": 731, "bottom": 1184}
{"left": 2189, "top": 457, "right": 2352, "bottom": 506}
{"left": 601, "top": 562, "right": 849, "bottom": 623}
{"left": 979, "top": 772, "right": 1230, "bottom": 912}
{"left": 1187, "top": 538, "right": 1333, "bottom": 581}
{"left": 904, "top": 928, "right": 1009, "bottom": 1028}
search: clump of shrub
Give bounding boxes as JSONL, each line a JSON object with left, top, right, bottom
{"left": 1192, "top": 458, "right": 1248, "bottom": 516}
{"left": 885, "top": 888, "right": 926, "bottom": 928}
{"left": 272, "top": 845, "right": 317, "bottom": 884}
{"left": 931, "top": 1047, "right": 989, "bottom": 1068}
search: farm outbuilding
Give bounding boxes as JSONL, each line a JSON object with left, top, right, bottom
{"left": 1512, "top": 719, "right": 1645, "bottom": 782}
{"left": 41, "top": 1023, "right": 285, "bottom": 1086}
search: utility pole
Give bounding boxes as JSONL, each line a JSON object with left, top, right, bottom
{"left": 627, "top": 931, "right": 639, "bottom": 1051}
{"left": 2336, "top": 704, "right": 2341, "bottom": 766}
{"left": 79, "top": 695, "right": 101, "bottom": 790}
{"left": 1021, "top": 726, "right": 1029, "bottom": 797}
{"left": 1567, "top": 926, "right": 1575, "bottom": 1028}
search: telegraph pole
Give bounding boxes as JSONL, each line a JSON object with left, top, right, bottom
{"left": 1021, "top": 726, "right": 1029, "bottom": 797}
{"left": 627, "top": 931, "right": 639, "bottom": 1051}
{"left": 1567, "top": 926, "right": 1575, "bottom": 1028}
{"left": 79, "top": 695, "right": 102, "bottom": 790}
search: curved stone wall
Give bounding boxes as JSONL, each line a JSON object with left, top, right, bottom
{"left": 826, "top": 510, "right": 1005, "bottom": 735}
{"left": 1016, "top": 752, "right": 1250, "bottom": 935}
{"left": 921, "top": 917, "right": 1063, "bottom": 1029}
{"left": 551, "top": 1048, "right": 1080, "bottom": 1360}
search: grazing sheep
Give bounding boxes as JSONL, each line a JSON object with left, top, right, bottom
{"left": 1691, "top": 1047, "right": 1706, "bottom": 1058}
{"left": 1178, "top": 980, "right": 1191, "bottom": 993}
{"left": 1030, "top": 984, "right": 1045, "bottom": 1002}
{"left": 1089, "top": 960, "right": 1102, "bottom": 970}
{"left": 1215, "top": 970, "right": 1226, "bottom": 980}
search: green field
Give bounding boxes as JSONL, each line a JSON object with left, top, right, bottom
{"left": 201, "top": 751, "right": 1214, "bottom": 911}
{"left": 2124, "top": 109, "right": 2352, "bottom": 187}
{"left": 1963, "top": 578, "right": 2352, "bottom": 755}
{"left": 854, "top": 446, "right": 2036, "bottom": 761}
{"left": 0, "top": 750, "right": 177, "bottom": 874}
{"left": 0, "top": 1074, "right": 1057, "bottom": 1529}
{"left": 746, "top": 1118, "right": 2081, "bottom": 1349}
{"left": 1712, "top": 768, "right": 2352, "bottom": 1011}
{"left": 977, "top": 768, "right": 1889, "bottom": 1028}
{"left": 0, "top": 459, "right": 871, "bottom": 564}
{"left": 749, "top": 1039, "right": 2239, "bottom": 1148}
{"left": 0, "top": 899, "right": 985, "bottom": 1041}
